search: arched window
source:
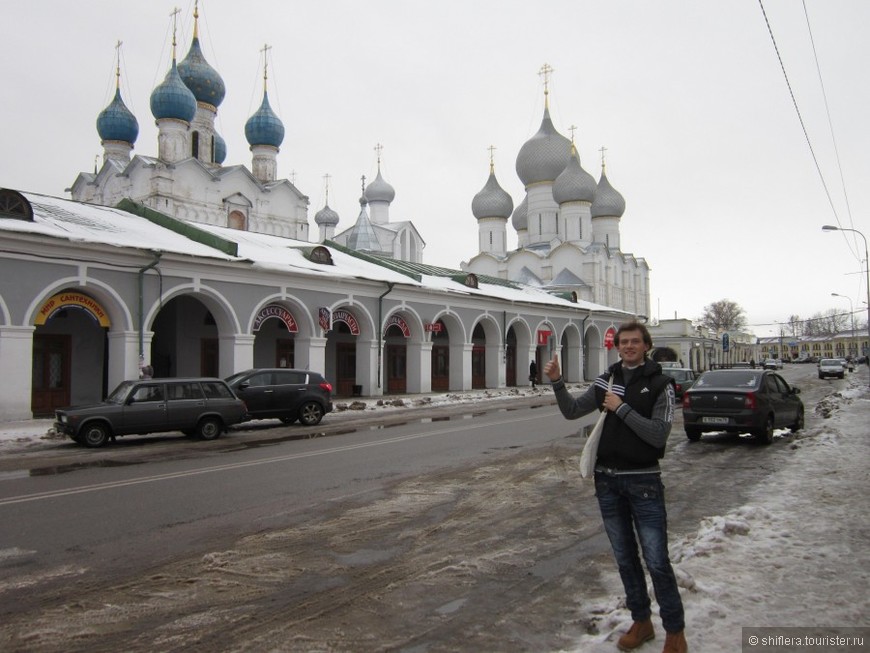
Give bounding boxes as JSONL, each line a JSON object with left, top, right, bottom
{"left": 228, "top": 210, "right": 246, "bottom": 230}
{"left": 0, "top": 189, "right": 33, "bottom": 221}
{"left": 192, "top": 131, "right": 200, "bottom": 159}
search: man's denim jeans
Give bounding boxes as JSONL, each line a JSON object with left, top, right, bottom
{"left": 594, "top": 471, "right": 685, "bottom": 633}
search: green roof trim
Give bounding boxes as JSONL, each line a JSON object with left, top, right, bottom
{"left": 325, "top": 240, "right": 422, "bottom": 281}
{"left": 116, "top": 198, "right": 239, "bottom": 257}
{"left": 324, "top": 240, "right": 521, "bottom": 289}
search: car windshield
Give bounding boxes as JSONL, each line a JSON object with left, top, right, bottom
{"left": 694, "top": 371, "right": 761, "bottom": 389}
{"left": 106, "top": 380, "right": 135, "bottom": 404}
{"left": 663, "top": 369, "right": 691, "bottom": 382}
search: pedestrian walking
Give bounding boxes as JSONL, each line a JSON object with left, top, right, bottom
{"left": 543, "top": 320, "right": 687, "bottom": 653}
{"left": 529, "top": 359, "right": 537, "bottom": 388}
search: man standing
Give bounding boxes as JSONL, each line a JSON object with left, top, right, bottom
{"left": 529, "top": 359, "right": 538, "bottom": 388}
{"left": 544, "top": 320, "right": 687, "bottom": 653}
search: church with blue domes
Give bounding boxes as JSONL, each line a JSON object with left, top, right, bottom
{"left": 70, "top": 6, "right": 309, "bottom": 240}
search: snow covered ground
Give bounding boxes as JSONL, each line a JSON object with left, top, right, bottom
{"left": 1, "top": 378, "right": 867, "bottom": 651}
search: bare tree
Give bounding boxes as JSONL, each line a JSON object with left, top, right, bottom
{"left": 698, "top": 299, "right": 747, "bottom": 332}
{"left": 787, "top": 314, "right": 805, "bottom": 337}
{"left": 805, "top": 309, "right": 848, "bottom": 336}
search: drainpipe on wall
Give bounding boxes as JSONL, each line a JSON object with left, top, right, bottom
{"left": 138, "top": 251, "right": 162, "bottom": 361}
{"left": 580, "top": 310, "right": 591, "bottom": 381}
{"left": 377, "top": 282, "right": 395, "bottom": 390}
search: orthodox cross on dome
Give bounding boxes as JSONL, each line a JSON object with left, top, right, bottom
{"left": 374, "top": 143, "right": 384, "bottom": 171}
{"left": 360, "top": 174, "right": 366, "bottom": 194}
{"left": 113, "top": 40, "right": 123, "bottom": 88}
{"left": 568, "top": 125, "right": 577, "bottom": 143}
{"left": 193, "top": 0, "right": 200, "bottom": 38}
{"left": 599, "top": 145, "right": 608, "bottom": 171}
{"left": 169, "top": 7, "right": 180, "bottom": 58}
{"left": 487, "top": 144, "right": 496, "bottom": 172}
{"left": 323, "top": 173, "right": 331, "bottom": 204}
{"left": 538, "top": 63, "right": 554, "bottom": 106}
{"left": 260, "top": 43, "right": 272, "bottom": 92}
{"left": 289, "top": 170, "right": 296, "bottom": 184}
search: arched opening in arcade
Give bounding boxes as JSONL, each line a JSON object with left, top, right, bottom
{"left": 430, "top": 319, "right": 449, "bottom": 391}
{"left": 252, "top": 303, "right": 300, "bottom": 368}
{"left": 150, "top": 295, "right": 232, "bottom": 378}
{"left": 31, "top": 290, "right": 111, "bottom": 416}
{"left": 384, "top": 314, "right": 411, "bottom": 394}
{"left": 325, "top": 308, "right": 362, "bottom": 397}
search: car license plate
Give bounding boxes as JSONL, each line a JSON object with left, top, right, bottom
{"left": 702, "top": 416, "right": 729, "bottom": 425}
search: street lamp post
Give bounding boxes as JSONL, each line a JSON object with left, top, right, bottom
{"left": 823, "top": 225, "right": 870, "bottom": 387}
{"left": 831, "top": 292, "right": 856, "bottom": 358}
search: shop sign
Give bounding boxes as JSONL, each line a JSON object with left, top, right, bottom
{"left": 424, "top": 322, "right": 442, "bottom": 333}
{"left": 333, "top": 309, "right": 360, "bottom": 335}
{"left": 385, "top": 315, "right": 411, "bottom": 338}
{"left": 35, "top": 292, "right": 111, "bottom": 327}
{"left": 253, "top": 304, "right": 298, "bottom": 332}
{"left": 318, "top": 307, "right": 331, "bottom": 332}
{"left": 537, "top": 329, "right": 552, "bottom": 346}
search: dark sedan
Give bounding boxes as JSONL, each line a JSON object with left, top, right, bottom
{"left": 681, "top": 369, "right": 804, "bottom": 445}
{"left": 660, "top": 367, "right": 696, "bottom": 398}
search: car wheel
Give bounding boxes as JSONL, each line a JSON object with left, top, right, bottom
{"left": 685, "top": 426, "right": 702, "bottom": 442}
{"left": 789, "top": 408, "right": 804, "bottom": 433}
{"left": 196, "top": 417, "right": 223, "bottom": 440}
{"left": 839, "top": 373, "right": 844, "bottom": 379}
{"left": 754, "top": 416, "right": 774, "bottom": 445}
{"left": 298, "top": 401, "right": 324, "bottom": 426}
{"left": 81, "top": 423, "right": 110, "bottom": 448}
{"left": 818, "top": 374, "right": 824, "bottom": 379}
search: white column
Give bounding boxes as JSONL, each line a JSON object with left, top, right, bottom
{"left": 453, "top": 342, "right": 473, "bottom": 391}
{"left": 0, "top": 326, "right": 35, "bottom": 420}
{"left": 220, "top": 334, "right": 255, "bottom": 378}
{"left": 418, "top": 341, "right": 433, "bottom": 393}
{"left": 107, "top": 330, "right": 143, "bottom": 389}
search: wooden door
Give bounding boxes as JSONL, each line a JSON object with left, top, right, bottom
{"left": 31, "top": 334, "right": 71, "bottom": 416}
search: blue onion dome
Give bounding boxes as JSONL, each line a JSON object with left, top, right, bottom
{"left": 511, "top": 195, "right": 528, "bottom": 231}
{"left": 177, "top": 35, "right": 226, "bottom": 108}
{"left": 515, "top": 106, "right": 572, "bottom": 186}
{"left": 553, "top": 145, "right": 597, "bottom": 204}
{"left": 97, "top": 88, "right": 139, "bottom": 143}
{"left": 213, "top": 131, "right": 227, "bottom": 164}
{"left": 364, "top": 170, "right": 396, "bottom": 203}
{"left": 591, "top": 168, "right": 626, "bottom": 218}
{"left": 314, "top": 203, "right": 340, "bottom": 227}
{"left": 150, "top": 60, "right": 197, "bottom": 122}
{"left": 245, "top": 91, "right": 285, "bottom": 147}
{"left": 472, "top": 167, "right": 513, "bottom": 219}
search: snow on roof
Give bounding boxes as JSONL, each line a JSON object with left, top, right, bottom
{"left": 7, "top": 192, "right": 237, "bottom": 261}
{"left": 4, "top": 191, "right": 627, "bottom": 313}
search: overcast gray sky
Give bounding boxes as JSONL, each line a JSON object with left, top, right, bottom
{"left": 2, "top": 1, "right": 867, "bottom": 337}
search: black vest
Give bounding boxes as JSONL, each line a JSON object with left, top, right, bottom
{"left": 594, "top": 361, "right": 672, "bottom": 469}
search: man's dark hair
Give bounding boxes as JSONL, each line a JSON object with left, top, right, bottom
{"left": 615, "top": 320, "right": 653, "bottom": 351}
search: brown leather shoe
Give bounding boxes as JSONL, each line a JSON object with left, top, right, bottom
{"left": 662, "top": 630, "right": 687, "bottom": 653}
{"left": 617, "top": 619, "right": 655, "bottom": 651}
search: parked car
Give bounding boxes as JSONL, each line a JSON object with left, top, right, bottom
{"left": 762, "top": 358, "right": 783, "bottom": 370}
{"left": 681, "top": 369, "right": 804, "bottom": 445}
{"left": 818, "top": 358, "right": 845, "bottom": 379}
{"left": 660, "top": 367, "right": 696, "bottom": 398}
{"left": 732, "top": 362, "right": 752, "bottom": 369}
{"left": 225, "top": 368, "right": 333, "bottom": 426}
{"left": 54, "top": 378, "right": 247, "bottom": 448}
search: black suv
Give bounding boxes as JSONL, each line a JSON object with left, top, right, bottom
{"left": 55, "top": 378, "right": 247, "bottom": 448}
{"left": 225, "top": 368, "right": 333, "bottom": 426}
